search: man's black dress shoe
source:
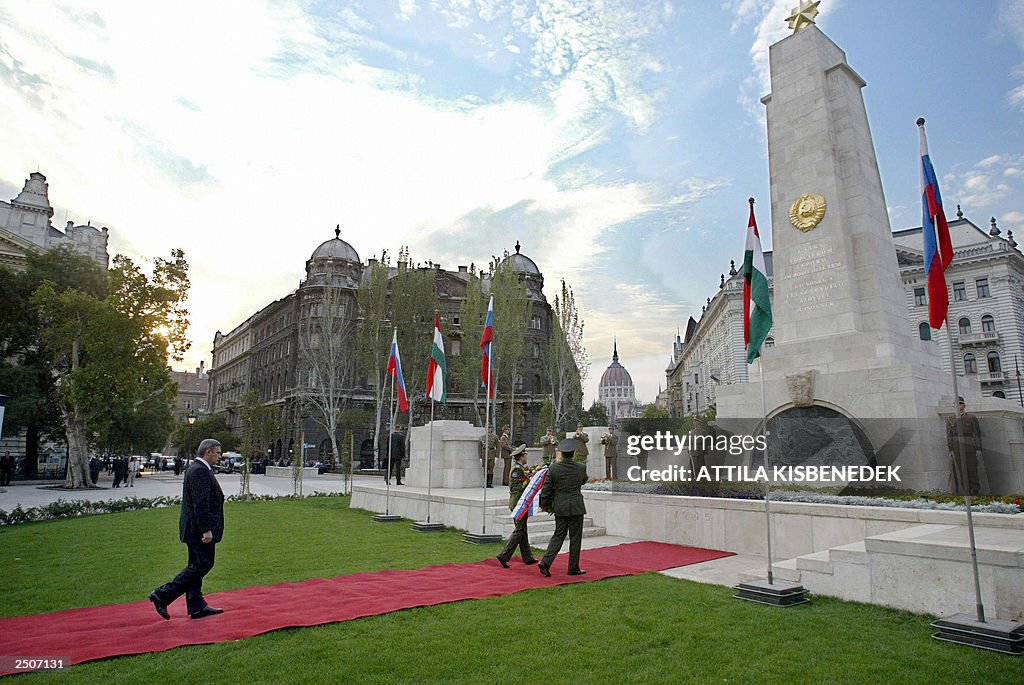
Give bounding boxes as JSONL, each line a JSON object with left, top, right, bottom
{"left": 496, "top": 556, "right": 510, "bottom": 568}
{"left": 538, "top": 564, "right": 551, "bottom": 577}
{"left": 190, "top": 606, "right": 224, "bottom": 619}
{"left": 568, "top": 570, "right": 587, "bottom": 576}
{"left": 148, "top": 592, "right": 170, "bottom": 620}
{"left": 523, "top": 558, "right": 539, "bottom": 565}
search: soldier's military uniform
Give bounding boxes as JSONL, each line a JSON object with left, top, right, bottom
{"left": 538, "top": 439, "right": 589, "bottom": 576}
{"left": 479, "top": 430, "right": 498, "bottom": 488}
{"left": 499, "top": 428, "right": 513, "bottom": 486}
{"left": 946, "top": 399, "right": 983, "bottom": 495}
{"left": 496, "top": 446, "right": 538, "bottom": 567}
{"left": 600, "top": 429, "right": 618, "bottom": 480}
{"left": 572, "top": 428, "right": 589, "bottom": 464}
{"left": 540, "top": 430, "right": 558, "bottom": 465}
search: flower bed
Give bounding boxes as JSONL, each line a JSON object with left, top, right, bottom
{"left": 0, "top": 491, "right": 348, "bottom": 526}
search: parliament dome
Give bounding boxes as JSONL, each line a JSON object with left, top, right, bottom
{"left": 599, "top": 342, "right": 634, "bottom": 388}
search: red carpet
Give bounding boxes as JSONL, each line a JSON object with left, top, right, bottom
{"left": 0, "top": 541, "right": 731, "bottom": 675}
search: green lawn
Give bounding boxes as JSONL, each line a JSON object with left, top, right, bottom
{"left": 1, "top": 498, "right": 1020, "bottom": 684}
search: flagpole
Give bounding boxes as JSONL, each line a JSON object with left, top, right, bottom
{"left": 759, "top": 357, "right": 774, "bottom": 585}
{"left": 482, "top": 342, "right": 493, "bottom": 534}
{"left": 426, "top": 398, "right": 435, "bottom": 523}
{"left": 385, "top": 356, "right": 395, "bottom": 517}
{"left": 943, "top": 320, "right": 985, "bottom": 623}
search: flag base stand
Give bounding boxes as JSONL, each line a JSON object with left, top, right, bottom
{"left": 412, "top": 521, "right": 445, "bottom": 532}
{"left": 733, "top": 579, "right": 810, "bottom": 607}
{"left": 931, "top": 614, "right": 1024, "bottom": 655}
{"left": 463, "top": 532, "right": 502, "bottom": 545}
{"left": 373, "top": 514, "right": 403, "bottom": 523}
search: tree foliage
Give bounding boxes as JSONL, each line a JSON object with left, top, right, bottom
{"left": 31, "top": 249, "right": 190, "bottom": 488}
{"left": 546, "top": 279, "right": 586, "bottom": 431}
{"left": 355, "top": 253, "right": 392, "bottom": 455}
{"left": 169, "top": 413, "right": 239, "bottom": 455}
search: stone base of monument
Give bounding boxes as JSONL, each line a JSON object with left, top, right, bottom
{"left": 931, "top": 614, "right": 1024, "bottom": 655}
{"left": 372, "top": 514, "right": 403, "bottom": 523}
{"left": 733, "top": 579, "right": 810, "bottom": 607}
{"left": 412, "top": 521, "right": 445, "bottom": 532}
{"left": 462, "top": 532, "right": 502, "bottom": 544}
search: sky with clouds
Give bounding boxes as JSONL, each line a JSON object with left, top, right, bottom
{"left": 1, "top": 0, "right": 1023, "bottom": 406}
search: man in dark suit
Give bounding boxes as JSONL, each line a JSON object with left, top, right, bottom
{"left": 149, "top": 438, "right": 226, "bottom": 620}
{"left": 388, "top": 426, "right": 405, "bottom": 485}
{"left": 0, "top": 451, "right": 14, "bottom": 487}
{"left": 538, "top": 438, "right": 589, "bottom": 577}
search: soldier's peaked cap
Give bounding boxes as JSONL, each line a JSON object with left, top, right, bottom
{"left": 556, "top": 438, "right": 578, "bottom": 454}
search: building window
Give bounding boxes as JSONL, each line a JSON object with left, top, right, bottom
{"left": 533, "top": 342, "right": 541, "bottom": 357}
{"left": 993, "top": 390, "right": 1006, "bottom": 399}
{"left": 694, "top": 373, "right": 699, "bottom": 384}
{"left": 953, "top": 281, "right": 966, "bottom": 301}
{"left": 453, "top": 315, "right": 460, "bottom": 325}
{"left": 918, "top": 322, "right": 931, "bottom": 341}
{"left": 531, "top": 315, "right": 542, "bottom": 330}
{"left": 764, "top": 336, "right": 775, "bottom": 348}
{"left": 184, "top": 400, "right": 192, "bottom": 409}
{"left": 914, "top": 287, "right": 926, "bottom": 307}
{"left": 451, "top": 339, "right": 461, "bottom": 356}
{"left": 987, "top": 351, "right": 1001, "bottom": 373}
{"left": 982, "top": 315, "right": 995, "bottom": 333}
{"left": 964, "top": 353, "right": 977, "bottom": 374}
{"left": 976, "top": 278, "right": 990, "bottom": 298}
{"left": 958, "top": 318, "right": 971, "bottom": 335}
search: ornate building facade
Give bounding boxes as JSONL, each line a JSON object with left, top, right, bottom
{"left": 666, "top": 213, "right": 1022, "bottom": 416}
{"left": 0, "top": 172, "right": 109, "bottom": 270}
{"left": 597, "top": 341, "right": 643, "bottom": 423}
{"left": 207, "top": 233, "right": 573, "bottom": 461}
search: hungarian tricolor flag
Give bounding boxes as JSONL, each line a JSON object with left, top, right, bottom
{"left": 480, "top": 295, "right": 495, "bottom": 397}
{"left": 918, "top": 118, "right": 952, "bottom": 329}
{"left": 743, "top": 198, "right": 773, "bottom": 364}
{"left": 426, "top": 312, "right": 447, "bottom": 403}
{"left": 387, "top": 329, "right": 409, "bottom": 412}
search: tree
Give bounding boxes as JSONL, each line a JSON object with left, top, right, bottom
{"left": 32, "top": 249, "right": 190, "bottom": 488}
{"left": 546, "top": 280, "right": 587, "bottom": 431}
{"left": 355, "top": 252, "right": 391, "bottom": 457}
{"left": 236, "top": 390, "right": 283, "bottom": 497}
{"left": 641, "top": 405, "right": 670, "bottom": 419}
{"left": 583, "top": 400, "right": 609, "bottom": 427}
{"left": 297, "top": 258, "right": 360, "bottom": 494}
{"left": 489, "top": 256, "right": 530, "bottom": 441}
{"left": 0, "top": 249, "right": 108, "bottom": 476}
{"left": 389, "top": 250, "right": 438, "bottom": 423}
{"left": 169, "top": 414, "right": 239, "bottom": 455}
{"left": 455, "top": 265, "right": 487, "bottom": 423}
{"left": 537, "top": 399, "right": 555, "bottom": 444}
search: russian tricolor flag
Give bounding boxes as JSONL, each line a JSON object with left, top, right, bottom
{"left": 387, "top": 329, "right": 409, "bottom": 412}
{"left": 480, "top": 295, "right": 495, "bottom": 397}
{"left": 511, "top": 466, "right": 548, "bottom": 521}
{"left": 919, "top": 118, "right": 953, "bottom": 330}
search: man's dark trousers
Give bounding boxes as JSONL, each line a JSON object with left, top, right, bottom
{"left": 540, "top": 514, "right": 584, "bottom": 573}
{"left": 154, "top": 539, "right": 216, "bottom": 614}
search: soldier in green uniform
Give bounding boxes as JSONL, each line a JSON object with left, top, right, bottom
{"left": 479, "top": 428, "right": 498, "bottom": 488}
{"left": 499, "top": 425, "right": 513, "bottom": 486}
{"left": 947, "top": 396, "right": 983, "bottom": 495}
{"left": 600, "top": 425, "right": 618, "bottom": 480}
{"left": 539, "top": 427, "right": 558, "bottom": 465}
{"left": 572, "top": 424, "right": 589, "bottom": 464}
{"left": 496, "top": 446, "right": 539, "bottom": 568}
{"left": 538, "top": 438, "right": 589, "bottom": 577}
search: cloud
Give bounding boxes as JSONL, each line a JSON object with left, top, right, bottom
{"left": 728, "top": 0, "right": 841, "bottom": 126}
{"left": 397, "top": 0, "right": 419, "bottom": 21}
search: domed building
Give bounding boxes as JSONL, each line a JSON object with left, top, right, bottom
{"left": 208, "top": 233, "right": 577, "bottom": 464}
{"left": 598, "top": 340, "right": 643, "bottom": 424}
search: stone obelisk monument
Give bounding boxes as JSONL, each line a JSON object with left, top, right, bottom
{"left": 716, "top": 13, "right": 951, "bottom": 489}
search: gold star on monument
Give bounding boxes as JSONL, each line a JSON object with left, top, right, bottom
{"left": 786, "top": 0, "right": 820, "bottom": 32}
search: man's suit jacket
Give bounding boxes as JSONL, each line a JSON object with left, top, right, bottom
{"left": 389, "top": 431, "right": 406, "bottom": 465}
{"left": 179, "top": 461, "right": 225, "bottom": 544}
{"left": 539, "top": 459, "right": 588, "bottom": 517}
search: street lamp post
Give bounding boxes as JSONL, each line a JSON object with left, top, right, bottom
{"left": 187, "top": 410, "right": 196, "bottom": 461}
